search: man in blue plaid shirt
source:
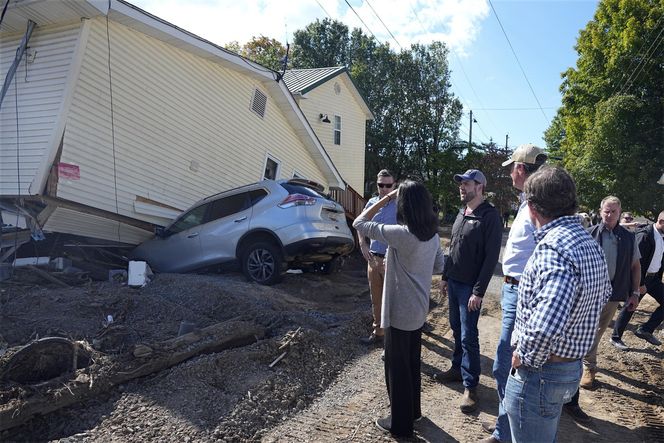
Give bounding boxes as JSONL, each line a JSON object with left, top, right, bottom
{"left": 504, "top": 166, "right": 611, "bottom": 443}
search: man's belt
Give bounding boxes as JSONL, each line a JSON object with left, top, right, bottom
{"left": 645, "top": 272, "right": 659, "bottom": 278}
{"left": 504, "top": 276, "right": 519, "bottom": 285}
{"left": 547, "top": 354, "right": 578, "bottom": 363}
{"left": 370, "top": 252, "right": 385, "bottom": 258}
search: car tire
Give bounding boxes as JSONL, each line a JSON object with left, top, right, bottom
{"left": 242, "top": 241, "right": 283, "bottom": 285}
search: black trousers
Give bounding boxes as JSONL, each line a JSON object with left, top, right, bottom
{"left": 613, "top": 275, "right": 664, "bottom": 339}
{"left": 384, "top": 325, "right": 422, "bottom": 437}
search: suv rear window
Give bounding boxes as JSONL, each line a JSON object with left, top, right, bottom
{"left": 280, "top": 183, "right": 325, "bottom": 199}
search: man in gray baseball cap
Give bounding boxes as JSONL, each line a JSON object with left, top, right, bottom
{"left": 436, "top": 167, "right": 502, "bottom": 414}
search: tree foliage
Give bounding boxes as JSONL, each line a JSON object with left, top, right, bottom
{"left": 232, "top": 19, "right": 514, "bottom": 220}
{"left": 546, "top": 0, "right": 664, "bottom": 218}
{"left": 225, "top": 36, "right": 287, "bottom": 71}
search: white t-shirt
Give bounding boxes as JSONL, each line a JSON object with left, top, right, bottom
{"left": 647, "top": 225, "right": 664, "bottom": 274}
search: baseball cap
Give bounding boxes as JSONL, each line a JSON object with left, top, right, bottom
{"left": 502, "top": 143, "right": 548, "bottom": 167}
{"left": 453, "top": 169, "right": 487, "bottom": 186}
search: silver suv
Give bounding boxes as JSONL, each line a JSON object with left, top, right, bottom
{"left": 129, "top": 179, "right": 354, "bottom": 285}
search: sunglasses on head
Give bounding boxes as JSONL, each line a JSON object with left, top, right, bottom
{"left": 377, "top": 183, "right": 394, "bottom": 188}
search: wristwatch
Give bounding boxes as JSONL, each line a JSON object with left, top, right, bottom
{"left": 632, "top": 291, "right": 640, "bottom": 296}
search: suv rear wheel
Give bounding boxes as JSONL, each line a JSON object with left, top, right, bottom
{"left": 242, "top": 241, "right": 283, "bottom": 285}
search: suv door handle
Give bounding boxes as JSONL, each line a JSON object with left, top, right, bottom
{"left": 234, "top": 216, "right": 247, "bottom": 223}
{"left": 187, "top": 233, "right": 199, "bottom": 238}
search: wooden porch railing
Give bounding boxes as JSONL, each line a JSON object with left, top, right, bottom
{"left": 330, "top": 184, "right": 366, "bottom": 220}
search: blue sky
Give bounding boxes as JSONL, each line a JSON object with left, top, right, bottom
{"left": 131, "top": 0, "right": 600, "bottom": 151}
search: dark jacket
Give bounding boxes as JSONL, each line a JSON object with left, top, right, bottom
{"left": 636, "top": 223, "right": 664, "bottom": 284}
{"left": 442, "top": 201, "right": 502, "bottom": 297}
{"left": 588, "top": 223, "right": 635, "bottom": 302}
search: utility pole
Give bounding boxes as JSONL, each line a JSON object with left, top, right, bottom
{"left": 505, "top": 134, "right": 509, "bottom": 151}
{"left": 468, "top": 110, "right": 473, "bottom": 148}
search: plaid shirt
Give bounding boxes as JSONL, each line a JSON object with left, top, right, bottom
{"left": 512, "top": 215, "right": 612, "bottom": 368}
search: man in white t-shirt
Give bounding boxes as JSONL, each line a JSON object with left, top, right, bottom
{"left": 612, "top": 211, "right": 664, "bottom": 347}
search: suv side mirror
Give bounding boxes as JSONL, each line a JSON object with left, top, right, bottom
{"left": 155, "top": 226, "right": 167, "bottom": 237}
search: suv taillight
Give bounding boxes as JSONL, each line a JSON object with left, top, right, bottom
{"left": 279, "top": 193, "right": 316, "bottom": 208}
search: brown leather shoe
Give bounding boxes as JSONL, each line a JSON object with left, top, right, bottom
{"left": 579, "top": 367, "right": 596, "bottom": 390}
{"left": 460, "top": 388, "right": 479, "bottom": 413}
{"left": 433, "top": 367, "right": 463, "bottom": 383}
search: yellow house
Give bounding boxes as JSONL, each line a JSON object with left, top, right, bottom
{"left": 284, "top": 67, "right": 373, "bottom": 197}
{"left": 0, "top": 0, "right": 347, "bottom": 245}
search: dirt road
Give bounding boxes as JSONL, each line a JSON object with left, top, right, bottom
{"left": 1, "top": 239, "right": 663, "bottom": 442}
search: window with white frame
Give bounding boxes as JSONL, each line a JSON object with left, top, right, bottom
{"left": 334, "top": 115, "right": 341, "bottom": 145}
{"left": 263, "top": 156, "right": 280, "bottom": 180}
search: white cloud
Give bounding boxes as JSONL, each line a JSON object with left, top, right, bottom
{"left": 131, "top": 0, "right": 489, "bottom": 53}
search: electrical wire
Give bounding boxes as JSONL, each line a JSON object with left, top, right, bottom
{"left": 106, "top": 7, "right": 121, "bottom": 242}
{"left": 12, "top": 57, "right": 21, "bottom": 271}
{"left": 313, "top": 0, "right": 333, "bottom": 20}
{"left": 0, "top": 0, "right": 9, "bottom": 27}
{"left": 488, "top": 0, "right": 548, "bottom": 122}
{"left": 612, "top": 12, "right": 664, "bottom": 96}
{"left": 616, "top": 20, "right": 664, "bottom": 96}
{"left": 364, "top": 0, "right": 402, "bottom": 50}
{"left": 343, "top": 0, "right": 377, "bottom": 40}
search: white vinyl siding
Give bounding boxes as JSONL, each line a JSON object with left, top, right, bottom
{"left": 0, "top": 22, "right": 81, "bottom": 195}
{"left": 57, "top": 18, "right": 327, "bottom": 225}
{"left": 297, "top": 75, "right": 367, "bottom": 192}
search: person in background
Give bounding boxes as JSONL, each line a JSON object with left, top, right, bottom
{"left": 480, "top": 143, "right": 547, "bottom": 443}
{"left": 353, "top": 180, "right": 445, "bottom": 438}
{"left": 620, "top": 212, "right": 640, "bottom": 232}
{"left": 435, "top": 169, "right": 502, "bottom": 414}
{"left": 612, "top": 211, "right": 664, "bottom": 348}
{"left": 505, "top": 166, "right": 611, "bottom": 443}
{"left": 563, "top": 196, "right": 640, "bottom": 422}
{"left": 357, "top": 169, "right": 398, "bottom": 345}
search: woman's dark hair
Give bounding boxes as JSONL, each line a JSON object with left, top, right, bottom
{"left": 396, "top": 180, "right": 439, "bottom": 241}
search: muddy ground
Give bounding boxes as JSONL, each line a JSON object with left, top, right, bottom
{"left": 0, "top": 233, "right": 663, "bottom": 443}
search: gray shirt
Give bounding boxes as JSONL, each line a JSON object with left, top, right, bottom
{"left": 601, "top": 228, "right": 640, "bottom": 280}
{"left": 353, "top": 214, "right": 445, "bottom": 331}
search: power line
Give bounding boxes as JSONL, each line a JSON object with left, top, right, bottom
{"left": 473, "top": 106, "right": 557, "bottom": 111}
{"left": 343, "top": 0, "right": 377, "bottom": 40}
{"left": 364, "top": 0, "right": 402, "bottom": 50}
{"left": 613, "top": 12, "right": 664, "bottom": 96}
{"left": 313, "top": 0, "right": 332, "bottom": 20}
{"left": 488, "top": 0, "right": 548, "bottom": 123}
{"left": 617, "top": 19, "right": 664, "bottom": 96}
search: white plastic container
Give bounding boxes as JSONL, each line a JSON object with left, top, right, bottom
{"left": 128, "top": 261, "right": 153, "bottom": 287}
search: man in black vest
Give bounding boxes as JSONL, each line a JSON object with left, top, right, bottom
{"left": 563, "top": 196, "right": 641, "bottom": 422}
{"left": 612, "top": 210, "right": 664, "bottom": 347}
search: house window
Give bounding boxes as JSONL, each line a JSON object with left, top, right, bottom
{"left": 263, "top": 156, "right": 280, "bottom": 180}
{"left": 334, "top": 115, "right": 341, "bottom": 145}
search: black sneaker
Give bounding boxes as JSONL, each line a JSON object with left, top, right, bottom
{"left": 375, "top": 416, "right": 391, "bottom": 433}
{"left": 360, "top": 333, "right": 384, "bottom": 345}
{"left": 564, "top": 404, "right": 591, "bottom": 423}
{"left": 634, "top": 328, "right": 662, "bottom": 346}
{"left": 610, "top": 338, "right": 629, "bottom": 351}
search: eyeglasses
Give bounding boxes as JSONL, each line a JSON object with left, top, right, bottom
{"left": 377, "top": 183, "right": 394, "bottom": 188}
{"left": 623, "top": 217, "right": 634, "bottom": 221}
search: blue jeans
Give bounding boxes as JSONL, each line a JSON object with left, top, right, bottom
{"left": 448, "top": 278, "right": 481, "bottom": 388}
{"left": 505, "top": 360, "right": 581, "bottom": 443}
{"left": 493, "top": 283, "right": 518, "bottom": 442}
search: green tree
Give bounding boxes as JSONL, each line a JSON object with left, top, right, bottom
{"left": 291, "top": 19, "right": 350, "bottom": 68}
{"left": 548, "top": 0, "right": 664, "bottom": 218}
{"left": 225, "top": 36, "right": 287, "bottom": 71}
